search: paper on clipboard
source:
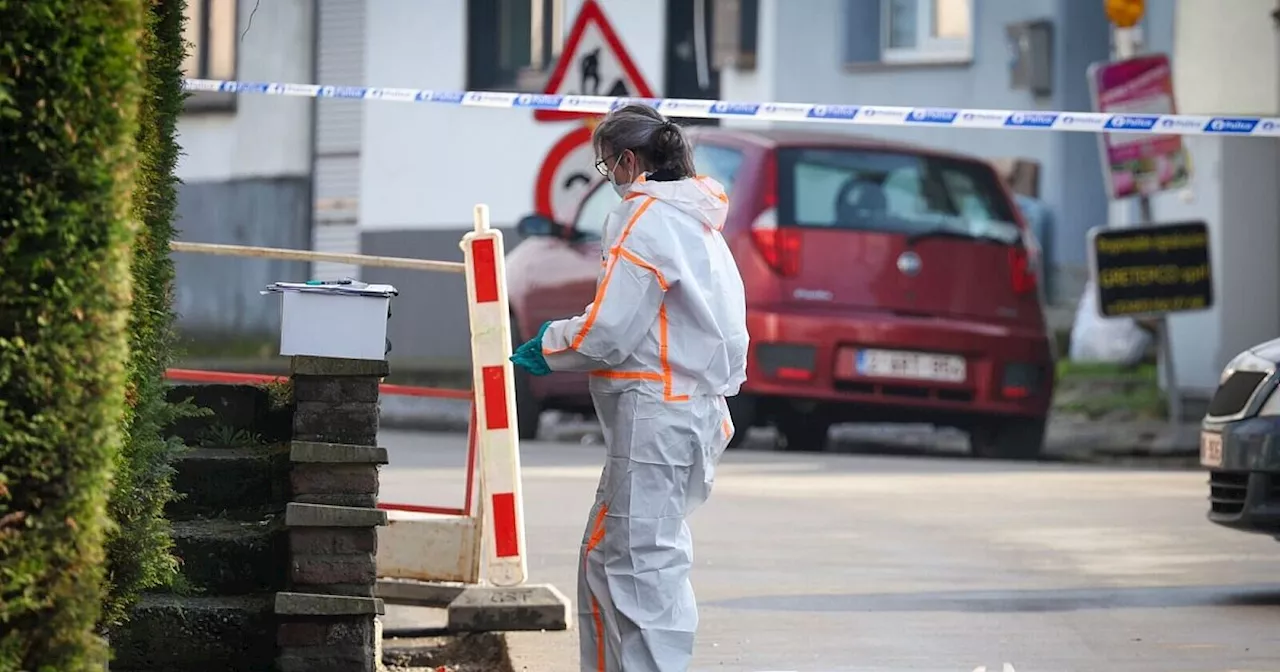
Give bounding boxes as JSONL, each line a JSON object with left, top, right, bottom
{"left": 261, "top": 278, "right": 399, "bottom": 298}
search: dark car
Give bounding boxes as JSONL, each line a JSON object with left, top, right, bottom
{"left": 1199, "top": 337, "right": 1280, "bottom": 540}
{"left": 507, "top": 128, "right": 1056, "bottom": 458}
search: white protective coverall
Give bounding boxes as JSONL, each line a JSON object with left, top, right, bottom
{"left": 541, "top": 173, "right": 749, "bottom": 672}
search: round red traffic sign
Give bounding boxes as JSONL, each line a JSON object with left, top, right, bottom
{"left": 534, "top": 125, "right": 603, "bottom": 227}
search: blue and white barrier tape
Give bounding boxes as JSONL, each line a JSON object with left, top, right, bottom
{"left": 184, "top": 78, "right": 1280, "bottom": 138}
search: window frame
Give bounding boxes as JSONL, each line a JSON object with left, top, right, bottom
{"left": 466, "top": 0, "right": 566, "bottom": 93}
{"left": 570, "top": 180, "right": 617, "bottom": 241}
{"left": 182, "top": 0, "right": 239, "bottom": 113}
{"left": 692, "top": 142, "right": 746, "bottom": 195}
{"left": 879, "top": 0, "right": 974, "bottom": 66}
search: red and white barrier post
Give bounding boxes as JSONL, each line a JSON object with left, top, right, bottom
{"left": 459, "top": 204, "right": 528, "bottom": 587}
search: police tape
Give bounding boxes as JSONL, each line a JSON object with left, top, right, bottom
{"left": 183, "top": 78, "right": 1280, "bottom": 137}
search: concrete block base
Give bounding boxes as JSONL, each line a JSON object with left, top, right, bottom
{"left": 377, "top": 578, "right": 467, "bottom": 609}
{"left": 446, "top": 584, "right": 572, "bottom": 633}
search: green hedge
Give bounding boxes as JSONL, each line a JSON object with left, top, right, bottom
{"left": 102, "top": 0, "right": 189, "bottom": 631}
{"left": 0, "top": 0, "right": 146, "bottom": 669}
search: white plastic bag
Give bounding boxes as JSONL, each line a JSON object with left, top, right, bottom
{"left": 1068, "top": 281, "right": 1151, "bottom": 365}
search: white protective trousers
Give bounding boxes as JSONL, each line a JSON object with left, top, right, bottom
{"left": 578, "top": 390, "right": 731, "bottom": 672}
{"left": 541, "top": 174, "right": 749, "bottom": 671}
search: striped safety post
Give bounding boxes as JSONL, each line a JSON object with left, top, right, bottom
{"left": 459, "top": 203, "right": 528, "bottom": 587}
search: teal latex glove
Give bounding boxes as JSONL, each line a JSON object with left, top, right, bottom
{"left": 510, "top": 321, "right": 552, "bottom": 376}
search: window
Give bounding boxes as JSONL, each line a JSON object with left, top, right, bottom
{"left": 843, "top": 0, "right": 973, "bottom": 67}
{"left": 712, "top": 0, "right": 759, "bottom": 71}
{"left": 467, "top": 0, "right": 565, "bottom": 92}
{"left": 182, "top": 0, "right": 238, "bottom": 111}
{"left": 883, "top": 0, "right": 972, "bottom": 63}
{"left": 572, "top": 182, "right": 618, "bottom": 240}
{"left": 693, "top": 144, "right": 745, "bottom": 194}
{"left": 776, "top": 148, "right": 1021, "bottom": 244}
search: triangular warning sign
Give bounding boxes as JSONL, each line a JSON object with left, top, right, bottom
{"left": 533, "top": 0, "right": 657, "bottom": 122}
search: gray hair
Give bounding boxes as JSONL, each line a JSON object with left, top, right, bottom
{"left": 592, "top": 104, "right": 696, "bottom": 178}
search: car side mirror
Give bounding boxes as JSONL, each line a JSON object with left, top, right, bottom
{"left": 516, "top": 213, "right": 556, "bottom": 237}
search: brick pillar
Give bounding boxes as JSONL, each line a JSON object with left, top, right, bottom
{"left": 291, "top": 355, "right": 385, "bottom": 446}
{"left": 276, "top": 356, "right": 390, "bottom": 672}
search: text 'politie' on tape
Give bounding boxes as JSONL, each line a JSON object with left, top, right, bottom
{"left": 183, "top": 78, "right": 1280, "bottom": 138}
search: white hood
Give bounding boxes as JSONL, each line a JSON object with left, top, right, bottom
{"left": 628, "top": 174, "right": 730, "bottom": 231}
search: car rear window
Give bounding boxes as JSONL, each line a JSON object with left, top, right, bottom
{"left": 693, "top": 144, "right": 744, "bottom": 194}
{"left": 776, "top": 147, "right": 1022, "bottom": 243}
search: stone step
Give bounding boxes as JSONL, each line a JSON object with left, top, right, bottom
{"left": 166, "top": 383, "right": 293, "bottom": 446}
{"left": 172, "top": 517, "right": 287, "bottom": 595}
{"left": 167, "top": 445, "right": 291, "bottom": 520}
{"left": 110, "top": 594, "right": 275, "bottom": 672}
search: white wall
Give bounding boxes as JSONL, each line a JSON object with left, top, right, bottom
{"left": 1151, "top": 135, "right": 1280, "bottom": 394}
{"left": 716, "top": 0, "right": 779, "bottom": 127}
{"left": 1136, "top": 0, "right": 1280, "bottom": 393}
{"left": 1112, "top": 0, "right": 1280, "bottom": 393}
{"left": 359, "top": 0, "right": 665, "bottom": 231}
{"left": 175, "top": 0, "right": 314, "bottom": 183}
{"left": 733, "top": 0, "right": 1059, "bottom": 170}
{"left": 1144, "top": 137, "right": 1225, "bottom": 394}
{"left": 1172, "top": 0, "right": 1278, "bottom": 116}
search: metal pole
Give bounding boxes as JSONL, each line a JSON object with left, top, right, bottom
{"left": 1114, "top": 25, "right": 1183, "bottom": 431}
{"left": 1158, "top": 319, "right": 1182, "bottom": 426}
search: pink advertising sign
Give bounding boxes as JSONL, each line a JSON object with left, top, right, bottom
{"left": 1087, "top": 54, "right": 1191, "bottom": 200}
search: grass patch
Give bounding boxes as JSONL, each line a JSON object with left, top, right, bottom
{"left": 1054, "top": 361, "right": 1166, "bottom": 420}
{"left": 177, "top": 333, "right": 281, "bottom": 360}
{"left": 1056, "top": 360, "right": 1157, "bottom": 381}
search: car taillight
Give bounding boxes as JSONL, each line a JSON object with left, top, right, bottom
{"left": 1008, "top": 245, "right": 1037, "bottom": 295}
{"left": 751, "top": 154, "right": 801, "bottom": 277}
{"left": 751, "top": 210, "right": 801, "bottom": 277}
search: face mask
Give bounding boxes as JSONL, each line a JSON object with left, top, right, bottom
{"left": 610, "top": 153, "right": 632, "bottom": 198}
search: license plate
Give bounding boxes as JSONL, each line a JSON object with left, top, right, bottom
{"left": 1200, "top": 431, "right": 1223, "bottom": 468}
{"left": 854, "top": 348, "right": 966, "bottom": 383}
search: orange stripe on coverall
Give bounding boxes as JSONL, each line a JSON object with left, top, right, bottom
{"left": 584, "top": 247, "right": 687, "bottom": 400}
{"left": 543, "top": 197, "right": 657, "bottom": 357}
{"left": 658, "top": 303, "right": 690, "bottom": 402}
{"left": 583, "top": 504, "right": 610, "bottom": 672}
{"left": 589, "top": 301, "right": 688, "bottom": 402}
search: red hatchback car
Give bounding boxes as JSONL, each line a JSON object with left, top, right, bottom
{"left": 507, "top": 128, "right": 1056, "bottom": 459}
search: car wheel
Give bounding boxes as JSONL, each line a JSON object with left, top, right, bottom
{"left": 969, "top": 418, "right": 1046, "bottom": 460}
{"left": 725, "top": 394, "right": 757, "bottom": 449}
{"left": 774, "top": 412, "right": 831, "bottom": 452}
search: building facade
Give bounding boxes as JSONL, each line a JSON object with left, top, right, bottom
{"left": 173, "top": 0, "right": 314, "bottom": 351}
{"left": 173, "top": 0, "right": 1280, "bottom": 396}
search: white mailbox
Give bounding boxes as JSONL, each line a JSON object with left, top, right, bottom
{"left": 263, "top": 280, "right": 399, "bottom": 361}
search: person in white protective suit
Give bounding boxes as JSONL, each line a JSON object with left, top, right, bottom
{"left": 509, "top": 104, "right": 749, "bottom": 672}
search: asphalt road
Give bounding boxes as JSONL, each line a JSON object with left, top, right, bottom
{"left": 378, "top": 429, "right": 1280, "bottom": 672}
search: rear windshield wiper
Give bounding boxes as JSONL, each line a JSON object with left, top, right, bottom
{"left": 905, "top": 227, "right": 1014, "bottom": 246}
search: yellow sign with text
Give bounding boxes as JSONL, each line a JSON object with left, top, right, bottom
{"left": 1090, "top": 221, "right": 1213, "bottom": 318}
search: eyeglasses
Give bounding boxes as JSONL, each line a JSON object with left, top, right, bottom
{"left": 594, "top": 149, "right": 634, "bottom": 178}
{"left": 594, "top": 155, "right": 617, "bottom": 178}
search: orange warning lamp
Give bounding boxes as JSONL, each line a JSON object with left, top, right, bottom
{"left": 1104, "top": 0, "right": 1144, "bottom": 28}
